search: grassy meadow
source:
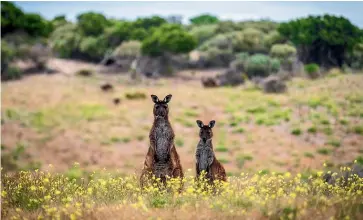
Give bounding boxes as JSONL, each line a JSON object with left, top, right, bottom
{"left": 1, "top": 59, "right": 363, "bottom": 219}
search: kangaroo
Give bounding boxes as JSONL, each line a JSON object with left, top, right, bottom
{"left": 195, "top": 120, "right": 227, "bottom": 183}
{"left": 140, "top": 94, "right": 184, "bottom": 189}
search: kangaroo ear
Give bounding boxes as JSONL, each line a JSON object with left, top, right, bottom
{"left": 209, "top": 120, "right": 216, "bottom": 128}
{"left": 196, "top": 120, "right": 204, "bottom": 128}
{"left": 151, "top": 95, "right": 159, "bottom": 103}
{"left": 163, "top": 94, "right": 172, "bottom": 103}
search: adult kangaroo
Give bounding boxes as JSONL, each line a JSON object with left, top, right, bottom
{"left": 140, "top": 94, "right": 184, "bottom": 189}
{"left": 195, "top": 120, "right": 227, "bottom": 183}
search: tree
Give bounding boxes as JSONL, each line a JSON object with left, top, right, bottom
{"left": 141, "top": 24, "right": 197, "bottom": 57}
{"left": 52, "top": 15, "right": 68, "bottom": 28}
{"left": 278, "top": 15, "right": 363, "bottom": 67}
{"left": 77, "top": 12, "right": 109, "bottom": 36}
{"left": 133, "top": 16, "right": 166, "bottom": 30}
{"left": 190, "top": 14, "right": 219, "bottom": 25}
{"left": 1, "top": 2, "right": 52, "bottom": 37}
{"left": 1, "top": 2, "right": 24, "bottom": 36}
{"left": 103, "top": 21, "right": 132, "bottom": 47}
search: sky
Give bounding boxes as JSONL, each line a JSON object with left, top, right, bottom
{"left": 13, "top": 1, "right": 363, "bottom": 27}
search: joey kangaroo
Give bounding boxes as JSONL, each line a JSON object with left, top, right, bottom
{"left": 195, "top": 120, "right": 227, "bottom": 183}
{"left": 140, "top": 94, "right": 184, "bottom": 188}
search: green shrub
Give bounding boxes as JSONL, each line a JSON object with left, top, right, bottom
{"left": 304, "top": 152, "right": 315, "bottom": 158}
{"left": 270, "top": 44, "right": 297, "bottom": 59}
{"left": 189, "top": 24, "right": 217, "bottom": 45}
{"left": 353, "top": 125, "right": 363, "bottom": 135}
{"left": 2, "top": 66, "right": 22, "bottom": 80}
{"left": 263, "top": 31, "right": 285, "bottom": 49}
{"left": 49, "top": 23, "right": 82, "bottom": 58}
{"left": 317, "top": 148, "right": 331, "bottom": 155}
{"left": 307, "top": 126, "right": 317, "bottom": 134}
{"left": 79, "top": 37, "right": 107, "bottom": 61}
{"left": 246, "top": 54, "right": 279, "bottom": 78}
{"left": 304, "top": 63, "right": 320, "bottom": 79}
{"left": 113, "top": 40, "right": 141, "bottom": 58}
{"left": 291, "top": 128, "right": 302, "bottom": 136}
{"left": 215, "top": 145, "right": 228, "bottom": 152}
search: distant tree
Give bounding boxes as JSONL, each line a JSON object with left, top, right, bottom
{"left": 52, "top": 15, "right": 68, "bottom": 28}
{"left": 1, "top": 2, "right": 24, "bottom": 36}
{"left": 278, "top": 15, "right": 363, "bottom": 67}
{"left": 130, "top": 28, "right": 148, "bottom": 41}
{"left": 22, "top": 13, "right": 53, "bottom": 37}
{"left": 1, "top": 2, "right": 52, "bottom": 37}
{"left": 133, "top": 16, "right": 167, "bottom": 30}
{"left": 141, "top": 24, "right": 197, "bottom": 57}
{"left": 103, "top": 21, "right": 132, "bottom": 47}
{"left": 77, "top": 12, "right": 109, "bottom": 36}
{"left": 190, "top": 14, "right": 219, "bottom": 25}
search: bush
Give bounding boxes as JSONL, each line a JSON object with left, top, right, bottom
{"left": 113, "top": 40, "right": 141, "bottom": 58}
{"left": 189, "top": 24, "right": 217, "bottom": 45}
{"left": 238, "top": 28, "right": 266, "bottom": 53}
{"left": 263, "top": 31, "right": 286, "bottom": 49}
{"left": 230, "top": 52, "right": 249, "bottom": 72}
{"left": 79, "top": 37, "right": 107, "bottom": 61}
{"left": 304, "top": 63, "right": 320, "bottom": 79}
{"left": 2, "top": 66, "right": 22, "bottom": 81}
{"left": 204, "top": 48, "right": 234, "bottom": 67}
{"left": 76, "top": 69, "right": 94, "bottom": 77}
{"left": 49, "top": 23, "right": 82, "bottom": 58}
{"left": 246, "top": 54, "right": 280, "bottom": 78}
{"left": 141, "top": 24, "right": 197, "bottom": 57}
{"left": 270, "top": 44, "right": 297, "bottom": 59}
{"left": 1, "top": 40, "right": 16, "bottom": 73}
{"left": 77, "top": 12, "right": 109, "bottom": 36}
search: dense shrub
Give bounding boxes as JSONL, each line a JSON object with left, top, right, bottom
{"left": 230, "top": 52, "right": 250, "bottom": 72}
{"left": 279, "top": 15, "right": 362, "bottom": 67}
{"left": 263, "top": 31, "right": 286, "bottom": 49}
{"left": 79, "top": 37, "right": 107, "bottom": 61}
{"left": 113, "top": 40, "right": 141, "bottom": 58}
{"left": 304, "top": 63, "right": 320, "bottom": 79}
{"left": 49, "top": 24, "right": 82, "bottom": 58}
{"left": 141, "top": 24, "right": 197, "bottom": 57}
{"left": 246, "top": 54, "right": 280, "bottom": 78}
{"left": 190, "top": 14, "right": 219, "bottom": 25}
{"left": 77, "top": 12, "right": 109, "bottom": 36}
{"left": 239, "top": 28, "right": 266, "bottom": 53}
{"left": 204, "top": 48, "right": 234, "bottom": 67}
{"left": 270, "top": 44, "right": 297, "bottom": 59}
{"left": 1, "top": 40, "right": 16, "bottom": 73}
{"left": 215, "top": 20, "right": 242, "bottom": 34}
{"left": 102, "top": 21, "right": 132, "bottom": 47}
{"left": 189, "top": 24, "right": 217, "bottom": 45}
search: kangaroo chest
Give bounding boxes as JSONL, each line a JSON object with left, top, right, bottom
{"left": 152, "top": 119, "right": 173, "bottom": 163}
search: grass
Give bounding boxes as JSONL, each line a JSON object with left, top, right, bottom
{"left": 353, "top": 125, "right": 363, "bottom": 135}
{"left": 326, "top": 139, "right": 341, "bottom": 148}
{"left": 232, "top": 127, "right": 245, "bottom": 134}
{"left": 236, "top": 154, "right": 254, "bottom": 169}
{"left": 2, "top": 166, "right": 363, "bottom": 220}
{"left": 317, "top": 148, "right": 331, "bottom": 155}
{"left": 304, "top": 152, "right": 315, "bottom": 158}
{"left": 307, "top": 126, "right": 317, "bottom": 134}
{"left": 291, "top": 128, "right": 302, "bottom": 136}
{"left": 175, "top": 138, "right": 184, "bottom": 147}
{"left": 218, "top": 158, "right": 229, "bottom": 164}
{"left": 215, "top": 145, "right": 228, "bottom": 152}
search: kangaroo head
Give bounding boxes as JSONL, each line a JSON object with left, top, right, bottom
{"left": 151, "top": 94, "right": 172, "bottom": 118}
{"left": 196, "top": 120, "right": 215, "bottom": 143}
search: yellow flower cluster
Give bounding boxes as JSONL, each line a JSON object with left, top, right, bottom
{"left": 1, "top": 166, "right": 362, "bottom": 220}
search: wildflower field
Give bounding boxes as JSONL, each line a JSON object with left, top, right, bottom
{"left": 2, "top": 60, "right": 363, "bottom": 219}
{"left": 1, "top": 164, "right": 363, "bottom": 220}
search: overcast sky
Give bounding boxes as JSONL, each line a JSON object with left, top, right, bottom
{"left": 14, "top": 1, "right": 363, "bottom": 27}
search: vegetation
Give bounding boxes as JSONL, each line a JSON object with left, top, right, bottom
{"left": 1, "top": 166, "right": 363, "bottom": 219}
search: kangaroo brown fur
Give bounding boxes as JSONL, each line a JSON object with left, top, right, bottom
{"left": 195, "top": 120, "right": 226, "bottom": 183}
{"left": 140, "top": 94, "right": 184, "bottom": 189}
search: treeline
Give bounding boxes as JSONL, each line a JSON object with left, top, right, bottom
{"left": 1, "top": 1, "right": 363, "bottom": 80}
